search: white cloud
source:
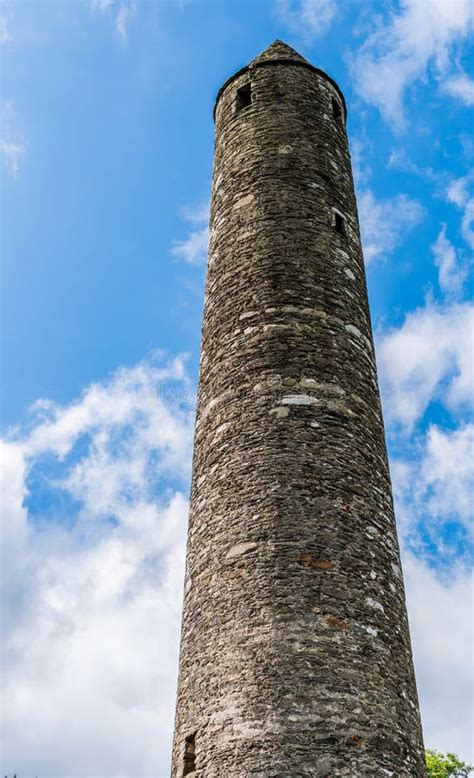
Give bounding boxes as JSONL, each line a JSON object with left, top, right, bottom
{"left": 461, "top": 197, "right": 474, "bottom": 250}
{"left": 0, "top": 354, "right": 195, "bottom": 777}
{"left": 115, "top": 1, "right": 135, "bottom": 40}
{"left": 391, "top": 423, "right": 473, "bottom": 559}
{"left": 274, "top": 0, "right": 337, "bottom": 42}
{"left": 353, "top": 0, "right": 474, "bottom": 128}
{"left": 391, "top": 427, "right": 474, "bottom": 758}
{"left": 0, "top": 138, "right": 24, "bottom": 177}
{"left": 358, "top": 189, "right": 424, "bottom": 264}
{"left": 383, "top": 401, "right": 473, "bottom": 758}
{"left": 443, "top": 72, "right": 474, "bottom": 106}
{"left": 388, "top": 148, "right": 442, "bottom": 187}
{"left": 171, "top": 227, "right": 208, "bottom": 265}
{"left": 431, "top": 224, "right": 467, "bottom": 298}
{"left": 0, "top": 101, "right": 25, "bottom": 178}
{"left": 404, "top": 555, "right": 473, "bottom": 762}
{"left": 446, "top": 172, "right": 472, "bottom": 209}
{"left": 446, "top": 173, "right": 474, "bottom": 251}
{"left": 377, "top": 302, "right": 474, "bottom": 430}
{"left": 350, "top": 136, "right": 372, "bottom": 191}
{"left": 92, "top": 0, "right": 136, "bottom": 40}
{"left": 447, "top": 182, "right": 474, "bottom": 263}
{"left": 171, "top": 201, "right": 209, "bottom": 265}
{"left": 0, "top": 14, "right": 11, "bottom": 44}
{"left": 420, "top": 424, "right": 474, "bottom": 526}
{"left": 179, "top": 202, "right": 210, "bottom": 225}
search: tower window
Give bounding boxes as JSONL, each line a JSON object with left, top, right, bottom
{"left": 183, "top": 733, "right": 196, "bottom": 776}
{"left": 236, "top": 83, "right": 252, "bottom": 112}
{"left": 331, "top": 97, "right": 343, "bottom": 128}
{"left": 333, "top": 210, "right": 346, "bottom": 236}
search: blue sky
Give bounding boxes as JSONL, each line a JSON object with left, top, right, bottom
{"left": 1, "top": 1, "right": 473, "bottom": 776}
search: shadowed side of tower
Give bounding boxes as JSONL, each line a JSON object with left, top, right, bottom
{"left": 172, "top": 41, "right": 425, "bottom": 777}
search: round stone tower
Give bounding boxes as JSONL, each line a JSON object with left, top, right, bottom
{"left": 172, "top": 41, "right": 425, "bottom": 777}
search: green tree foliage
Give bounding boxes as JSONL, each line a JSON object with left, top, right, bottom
{"left": 426, "top": 750, "right": 473, "bottom": 777}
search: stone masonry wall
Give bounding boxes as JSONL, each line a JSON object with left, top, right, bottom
{"left": 171, "top": 41, "right": 426, "bottom": 778}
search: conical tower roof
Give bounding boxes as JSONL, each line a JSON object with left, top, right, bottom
{"left": 214, "top": 39, "right": 346, "bottom": 121}
{"left": 250, "top": 40, "right": 309, "bottom": 67}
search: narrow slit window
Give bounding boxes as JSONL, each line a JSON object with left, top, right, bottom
{"left": 333, "top": 211, "right": 346, "bottom": 236}
{"left": 183, "top": 733, "right": 196, "bottom": 776}
{"left": 236, "top": 83, "right": 252, "bottom": 112}
{"left": 331, "top": 97, "right": 343, "bottom": 127}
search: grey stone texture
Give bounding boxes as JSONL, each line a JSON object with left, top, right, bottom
{"left": 172, "top": 41, "right": 426, "bottom": 777}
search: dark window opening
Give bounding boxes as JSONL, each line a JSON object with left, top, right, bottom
{"left": 236, "top": 83, "right": 252, "bottom": 112}
{"left": 334, "top": 212, "right": 346, "bottom": 235}
{"left": 183, "top": 733, "right": 196, "bottom": 776}
{"left": 331, "top": 97, "right": 343, "bottom": 127}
